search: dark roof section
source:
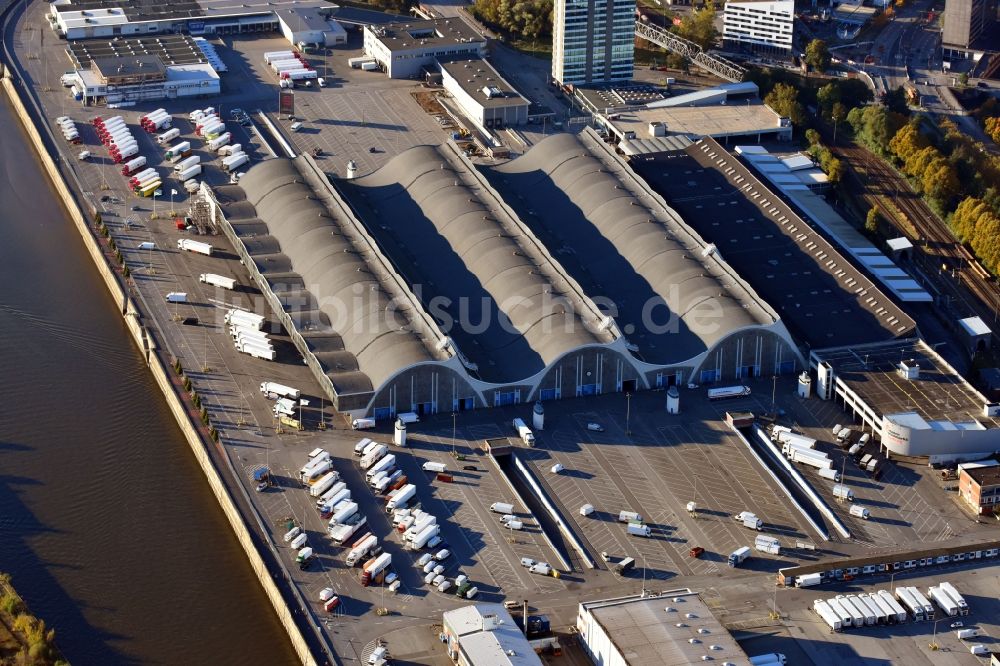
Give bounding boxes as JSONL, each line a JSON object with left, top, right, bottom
{"left": 68, "top": 34, "right": 209, "bottom": 68}
{"left": 964, "top": 464, "right": 1000, "bottom": 488}
{"left": 339, "top": 144, "right": 612, "bottom": 383}
{"left": 231, "top": 159, "right": 441, "bottom": 393}
{"left": 54, "top": 0, "right": 204, "bottom": 21}
{"left": 812, "top": 339, "right": 999, "bottom": 427}
{"left": 324, "top": 6, "right": 411, "bottom": 25}
{"left": 631, "top": 140, "right": 915, "bottom": 347}
{"left": 365, "top": 18, "right": 484, "bottom": 52}
{"left": 484, "top": 131, "right": 780, "bottom": 366}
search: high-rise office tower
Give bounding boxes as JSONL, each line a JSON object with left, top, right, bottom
{"left": 552, "top": 0, "right": 635, "bottom": 86}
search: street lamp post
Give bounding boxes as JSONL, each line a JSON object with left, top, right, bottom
{"left": 929, "top": 617, "right": 943, "bottom": 650}
{"left": 625, "top": 392, "right": 632, "bottom": 436}
{"left": 452, "top": 411, "right": 457, "bottom": 456}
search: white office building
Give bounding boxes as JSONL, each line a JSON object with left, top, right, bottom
{"left": 723, "top": 0, "right": 794, "bottom": 52}
{"left": 552, "top": 0, "right": 635, "bottom": 86}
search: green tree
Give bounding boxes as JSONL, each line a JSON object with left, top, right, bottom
{"left": 831, "top": 102, "right": 847, "bottom": 145}
{"left": 665, "top": 53, "right": 689, "bottom": 71}
{"left": 951, "top": 196, "right": 987, "bottom": 241}
{"left": 971, "top": 211, "right": 1000, "bottom": 272}
{"left": 922, "top": 157, "right": 960, "bottom": 205}
{"left": 764, "top": 82, "right": 805, "bottom": 125}
{"left": 675, "top": 6, "right": 717, "bottom": 49}
{"left": 888, "top": 121, "right": 930, "bottom": 163}
{"left": 804, "top": 39, "right": 831, "bottom": 73}
{"left": 816, "top": 83, "right": 840, "bottom": 118}
{"left": 959, "top": 72, "right": 969, "bottom": 87}
{"left": 866, "top": 206, "right": 881, "bottom": 234}
{"left": 805, "top": 128, "right": 821, "bottom": 146}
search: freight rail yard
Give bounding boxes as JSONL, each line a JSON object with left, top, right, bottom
{"left": 9, "top": 0, "right": 1000, "bottom": 664}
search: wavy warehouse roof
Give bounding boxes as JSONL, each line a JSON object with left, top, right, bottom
{"left": 341, "top": 144, "right": 611, "bottom": 383}
{"left": 238, "top": 159, "right": 436, "bottom": 390}
{"left": 486, "top": 131, "right": 780, "bottom": 365}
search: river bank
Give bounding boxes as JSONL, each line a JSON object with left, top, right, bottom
{"left": 0, "top": 574, "right": 67, "bottom": 666}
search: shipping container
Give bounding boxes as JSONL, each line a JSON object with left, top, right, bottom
{"left": 173, "top": 155, "right": 201, "bottom": 173}
{"left": 138, "top": 180, "right": 161, "bottom": 196}
{"left": 121, "top": 156, "right": 148, "bottom": 175}
{"left": 156, "top": 127, "right": 181, "bottom": 145}
{"left": 813, "top": 600, "right": 842, "bottom": 631}
{"left": 177, "top": 164, "right": 202, "bottom": 181}
{"left": 199, "top": 273, "right": 236, "bottom": 290}
{"left": 223, "top": 153, "right": 249, "bottom": 172}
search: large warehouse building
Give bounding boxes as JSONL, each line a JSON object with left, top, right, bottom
{"left": 209, "top": 129, "right": 803, "bottom": 418}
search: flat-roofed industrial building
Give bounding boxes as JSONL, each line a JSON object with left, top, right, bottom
{"left": 577, "top": 592, "right": 749, "bottom": 666}
{"left": 442, "top": 604, "right": 542, "bottom": 666}
{"left": 959, "top": 461, "right": 1000, "bottom": 515}
{"left": 439, "top": 59, "right": 529, "bottom": 128}
{"left": 363, "top": 19, "right": 486, "bottom": 79}
{"left": 48, "top": 0, "right": 344, "bottom": 46}
{"left": 811, "top": 339, "right": 1000, "bottom": 461}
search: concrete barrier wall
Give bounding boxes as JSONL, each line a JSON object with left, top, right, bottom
{"left": 0, "top": 73, "right": 317, "bottom": 666}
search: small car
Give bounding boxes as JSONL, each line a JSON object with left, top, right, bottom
{"left": 423, "top": 560, "right": 437, "bottom": 574}
{"left": 437, "top": 580, "right": 453, "bottom": 593}
{"left": 417, "top": 553, "right": 433, "bottom": 567}
{"left": 432, "top": 574, "right": 445, "bottom": 586}
{"left": 434, "top": 549, "right": 451, "bottom": 561}
{"left": 586, "top": 422, "right": 605, "bottom": 432}
{"left": 424, "top": 571, "right": 437, "bottom": 585}
{"left": 951, "top": 621, "right": 964, "bottom": 628}
{"left": 433, "top": 565, "right": 445, "bottom": 575}
{"left": 319, "top": 587, "right": 335, "bottom": 602}
{"left": 369, "top": 146, "right": 378, "bottom": 153}
{"left": 689, "top": 546, "right": 705, "bottom": 559}
{"left": 520, "top": 557, "right": 537, "bottom": 568}
{"left": 384, "top": 572, "right": 398, "bottom": 586}
{"left": 426, "top": 535, "right": 442, "bottom": 549}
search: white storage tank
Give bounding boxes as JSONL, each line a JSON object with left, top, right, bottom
{"left": 394, "top": 418, "right": 407, "bottom": 447}
{"left": 797, "top": 372, "right": 811, "bottom": 399}
{"left": 666, "top": 385, "right": 680, "bottom": 414}
{"left": 532, "top": 401, "right": 544, "bottom": 430}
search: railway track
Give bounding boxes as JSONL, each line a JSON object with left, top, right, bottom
{"left": 837, "top": 143, "right": 1000, "bottom": 336}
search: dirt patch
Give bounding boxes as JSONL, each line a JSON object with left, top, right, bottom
{"left": 0, "top": 617, "right": 21, "bottom": 664}
{"left": 411, "top": 90, "right": 447, "bottom": 116}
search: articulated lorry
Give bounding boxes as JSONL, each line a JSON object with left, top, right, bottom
{"left": 177, "top": 238, "right": 213, "bottom": 256}
{"left": 345, "top": 534, "right": 378, "bottom": 567}
{"left": 330, "top": 516, "right": 367, "bottom": 546}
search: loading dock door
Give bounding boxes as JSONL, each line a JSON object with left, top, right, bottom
{"left": 622, "top": 379, "right": 637, "bottom": 393}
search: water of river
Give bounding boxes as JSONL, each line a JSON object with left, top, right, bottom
{"left": 0, "top": 96, "right": 298, "bottom": 664}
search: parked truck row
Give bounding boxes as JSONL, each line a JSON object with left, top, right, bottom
{"left": 222, "top": 308, "right": 275, "bottom": 362}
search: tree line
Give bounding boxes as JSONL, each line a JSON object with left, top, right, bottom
{"left": 471, "top": 0, "right": 553, "bottom": 41}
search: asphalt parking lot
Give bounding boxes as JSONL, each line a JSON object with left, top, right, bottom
{"left": 745, "top": 561, "right": 1000, "bottom": 665}
{"left": 786, "top": 387, "right": 989, "bottom": 551}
